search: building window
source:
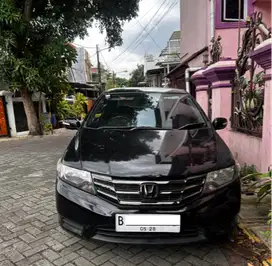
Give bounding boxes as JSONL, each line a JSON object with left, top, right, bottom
{"left": 221, "top": 0, "right": 247, "bottom": 22}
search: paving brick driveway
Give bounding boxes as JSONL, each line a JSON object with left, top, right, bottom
{"left": 0, "top": 131, "right": 248, "bottom": 266}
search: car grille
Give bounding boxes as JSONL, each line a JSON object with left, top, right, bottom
{"left": 93, "top": 174, "right": 206, "bottom": 207}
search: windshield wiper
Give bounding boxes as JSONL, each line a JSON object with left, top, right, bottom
{"left": 177, "top": 122, "right": 206, "bottom": 130}
{"left": 128, "top": 126, "right": 157, "bottom": 131}
{"left": 86, "top": 126, "right": 157, "bottom": 130}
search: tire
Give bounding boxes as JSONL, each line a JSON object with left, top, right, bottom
{"left": 206, "top": 215, "right": 238, "bottom": 241}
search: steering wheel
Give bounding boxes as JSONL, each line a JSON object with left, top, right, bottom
{"left": 107, "top": 115, "right": 131, "bottom": 126}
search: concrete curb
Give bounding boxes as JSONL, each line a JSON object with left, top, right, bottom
{"left": 238, "top": 218, "right": 271, "bottom": 251}
{"left": 0, "top": 129, "right": 69, "bottom": 142}
{"left": 238, "top": 220, "right": 271, "bottom": 265}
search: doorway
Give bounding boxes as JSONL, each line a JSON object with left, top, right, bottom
{"left": 0, "top": 97, "right": 9, "bottom": 137}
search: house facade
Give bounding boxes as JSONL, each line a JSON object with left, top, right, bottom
{"left": 170, "top": 0, "right": 271, "bottom": 171}
{"left": 0, "top": 84, "right": 47, "bottom": 138}
{"left": 144, "top": 31, "right": 181, "bottom": 87}
{"left": 67, "top": 44, "right": 99, "bottom": 109}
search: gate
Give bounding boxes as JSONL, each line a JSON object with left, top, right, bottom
{"left": 0, "top": 96, "right": 9, "bottom": 137}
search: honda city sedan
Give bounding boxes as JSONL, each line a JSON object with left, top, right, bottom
{"left": 56, "top": 87, "right": 240, "bottom": 244}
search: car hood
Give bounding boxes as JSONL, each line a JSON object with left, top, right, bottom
{"left": 67, "top": 127, "right": 224, "bottom": 177}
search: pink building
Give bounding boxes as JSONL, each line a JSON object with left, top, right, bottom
{"left": 168, "top": 0, "right": 271, "bottom": 172}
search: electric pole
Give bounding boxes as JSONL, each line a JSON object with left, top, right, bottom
{"left": 96, "top": 44, "right": 102, "bottom": 93}
{"left": 112, "top": 71, "right": 115, "bottom": 88}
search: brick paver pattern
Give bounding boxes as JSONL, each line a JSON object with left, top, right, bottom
{"left": 0, "top": 131, "right": 248, "bottom": 266}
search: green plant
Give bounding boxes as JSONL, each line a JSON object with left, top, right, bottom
{"left": 242, "top": 170, "right": 272, "bottom": 229}
{"left": 240, "top": 164, "right": 257, "bottom": 179}
{"left": 56, "top": 99, "right": 76, "bottom": 120}
{"left": 72, "top": 93, "right": 87, "bottom": 119}
{"left": 242, "top": 170, "right": 272, "bottom": 203}
{"left": 234, "top": 71, "right": 264, "bottom": 131}
{"left": 128, "top": 64, "right": 145, "bottom": 87}
{"left": 43, "top": 123, "right": 53, "bottom": 135}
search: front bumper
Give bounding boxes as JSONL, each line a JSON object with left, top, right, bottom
{"left": 56, "top": 178, "right": 241, "bottom": 244}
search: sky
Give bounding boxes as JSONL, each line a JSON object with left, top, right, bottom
{"left": 73, "top": 0, "right": 180, "bottom": 79}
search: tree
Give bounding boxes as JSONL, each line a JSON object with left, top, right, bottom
{"left": 106, "top": 75, "right": 129, "bottom": 90}
{"left": 115, "top": 77, "right": 129, "bottom": 87}
{"left": 128, "top": 64, "right": 145, "bottom": 87}
{"left": 106, "top": 79, "right": 115, "bottom": 91}
{"left": 0, "top": 0, "right": 140, "bottom": 135}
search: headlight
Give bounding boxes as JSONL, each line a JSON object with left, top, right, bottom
{"left": 204, "top": 166, "right": 236, "bottom": 192}
{"left": 57, "top": 160, "right": 95, "bottom": 194}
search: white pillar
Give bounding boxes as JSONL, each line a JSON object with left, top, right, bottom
{"left": 5, "top": 94, "right": 17, "bottom": 137}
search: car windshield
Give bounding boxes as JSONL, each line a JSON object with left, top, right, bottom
{"left": 85, "top": 91, "right": 206, "bottom": 129}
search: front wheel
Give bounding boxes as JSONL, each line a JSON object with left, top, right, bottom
{"left": 206, "top": 215, "right": 238, "bottom": 241}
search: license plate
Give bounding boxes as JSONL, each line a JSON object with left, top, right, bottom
{"left": 115, "top": 214, "right": 180, "bottom": 233}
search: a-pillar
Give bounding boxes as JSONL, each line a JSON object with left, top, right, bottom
{"left": 250, "top": 38, "right": 272, "bottom": 172}
{"left": 203, "top": 60, "right": 236, "bottom": 145}
{"left": 191, "top": 68, "right": 210, "bottom": 116}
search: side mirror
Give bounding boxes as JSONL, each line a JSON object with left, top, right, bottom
{"left": 62, "top": 119, "right": 81, "bottom": 130}
{"left": 76, "top": 121, "right": 81, "bottom": 128}
{"left": 212, "top": 117, "right": 228, "bottom": 130}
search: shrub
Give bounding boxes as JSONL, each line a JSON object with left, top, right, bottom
{"left": 72, "top": 93, "right": 87, "bottom": 119}
{"left": 56, "top": 99, "right": 76, "bottom": 120}
{"left": 242, "top": 170, "right": 271, "bottom": 224}
{"left": 240, "top": 164, "right": 257, "bottom": 179}
{"left": 242, "top": 171, "right": 271, "bottom": 202}
{"left": 43, "top": 123, "right": 53, "bottom": 135}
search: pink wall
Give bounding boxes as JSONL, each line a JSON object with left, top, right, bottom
{"left": 211, "top": 84, "right": 268, "bottom": 171}
{"left": 189, "top": 0, "right": 271, "bottom": 171}
{"left": 180, "top": 0, "right": 208, "bottom": 63}
{"left": 215, "top": 28, "right": 247, "bottom": 59}
{"left": 213, "top": 0, "right": 271, "bottom": 60}
{"left": 227, "top": 132, "right": 263, "bottom": 169}
{"left": 196, "top": 91, "right": 208, "bottom": 115}
{"left": 254, "top": 0, "right": 271, "bottom": 26}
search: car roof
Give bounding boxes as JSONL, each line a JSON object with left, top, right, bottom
{"left": 107, "top": 87, "right": 187, "bottom": 94}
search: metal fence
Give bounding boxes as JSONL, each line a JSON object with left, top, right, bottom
{"left": 231, "top": 12, "right": 271, "bottom": 137}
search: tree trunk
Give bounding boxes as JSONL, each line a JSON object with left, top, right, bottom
{"left": 24, "top": 0, "right": 33, "bottom": 21}
{"left": 38, "top": 91, "right": 44, "bottom": 135}
{"left": 21, "top": 88, "right": 42, "bottom": 135}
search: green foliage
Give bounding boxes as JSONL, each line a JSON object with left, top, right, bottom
{"left": 242, "top": 170, "right": 272, "bottom": 224}
{"left": 43, "top": 123, "right": 53, "bottom": 135}
{"left": 128, "top": 64, "right": 145, "bottom": 87}
{"left": 106, "top": 79, "right": 115, "bottom": 90}
{"left": 234, "top": 71, "right": 264, "bottom": 129}
{"left": 106, "top": 76, "right": 129, "bottom": 90}
{"left": 72, "top": 93, "right": 87, "bottom": 118}
{"left": 56, "top": 99, "right": 75, "bottom": 120}
{"left": 240, "top": 164, "right": 257, "bottom": 179}
{"left": 56, "top": 93, "right": 87, "bottom": 120}
{"left": 115, "top": 77, "right": 129, "bottom": 87}
{"left": 0, "top": 0, "right": 78, "bottom": 92}
{"left": 0, "top": 0, "right": 140, "bottom": 134}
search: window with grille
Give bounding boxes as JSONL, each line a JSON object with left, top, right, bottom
{"left": 221, "top": 0, "right": 247, "bottom": 22}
